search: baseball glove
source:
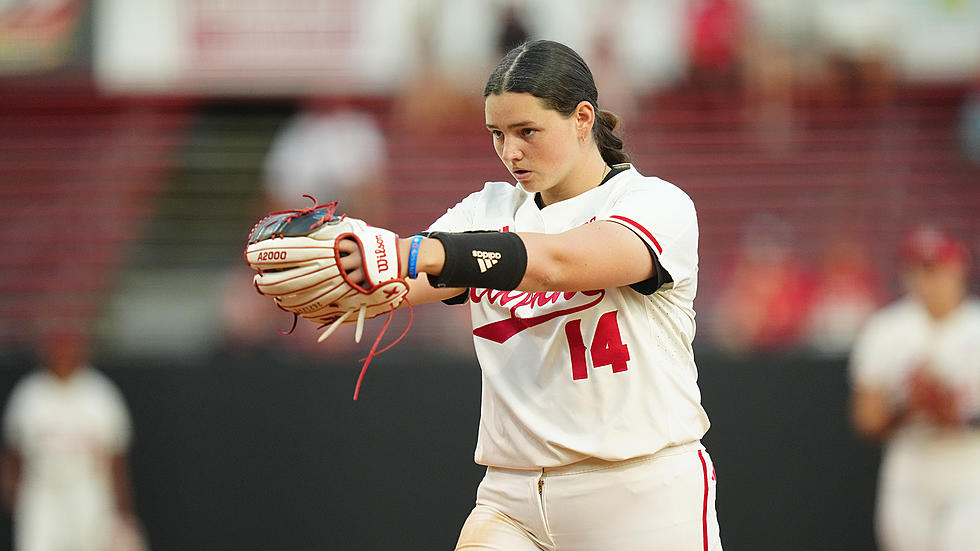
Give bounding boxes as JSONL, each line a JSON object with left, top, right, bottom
{"left": 245, "top": 198, "right": 412, "bottom": 399}
{"left": 246, "top": 198, "right": 408, "bottom": 329}
{"left": 245, "top": 198, "right": 408, "bottom": 334}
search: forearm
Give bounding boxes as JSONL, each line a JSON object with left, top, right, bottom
{"left": 111, "top": 455, "right": 134, "bottom": 516}
{"left": 399, "top": 236, "right": 446, "bottom": 278}
{"left": 397, "top": 222, "right": 654, "bottom": 293}
{"left": 398, "top": 237, "right": 465, "bottom": 305}
{"left": 1, "top": 448, "right": 21, "bottom": 512}
{"left": 852, "top": 388, "right": 907, "bottom": 441}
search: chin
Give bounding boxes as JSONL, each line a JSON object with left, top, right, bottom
{"left": 519, "top": 177, "right": 550, "bottom": 193}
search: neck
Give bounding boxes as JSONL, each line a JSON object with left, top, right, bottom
{"left": 539, "top": 151, "right": 609, "bottom": 206}
{"left": 925, "top": 294, "right": 964, "bottom": 321}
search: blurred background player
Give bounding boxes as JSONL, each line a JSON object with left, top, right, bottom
{"left": 262, "top": 94, "right": 390, "bottom": 222}
{"left": 1, "top": 328, "right": 144, "bottom": 551}
{"left": 849, "top": 225, "right": 980, "bottom": 551}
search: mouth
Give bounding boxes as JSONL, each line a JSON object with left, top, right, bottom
{"left": 512, "top": 168, "right": 532, "bottom": 181}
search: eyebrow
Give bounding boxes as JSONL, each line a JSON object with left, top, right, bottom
{"left": 486, "top": 120, "right": 535, "bottom": 130}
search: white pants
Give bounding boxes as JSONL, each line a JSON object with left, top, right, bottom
{"left": 876, "top": 436, "right": 980, "bottom": 551}
{"left": 15, "top": 487, "right": 114, "bottom": 551}
{"left": 455, "top": 442, "right": 723, "bottom": 551}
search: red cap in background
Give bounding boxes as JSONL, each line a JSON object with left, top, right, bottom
{"left": 900, "top": 225, "right": 970, "bottom": 265}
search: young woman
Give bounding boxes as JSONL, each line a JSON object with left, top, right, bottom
{"left": 342, "top": 39, "right": 723, "bottom": 551}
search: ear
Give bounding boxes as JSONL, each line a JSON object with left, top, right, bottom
{"left": 573, "top": 100, "right": 596, "bottom": 141}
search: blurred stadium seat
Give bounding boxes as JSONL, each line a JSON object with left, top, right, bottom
{"left": 0, "top": 82, "right": 191, "bottom": 347}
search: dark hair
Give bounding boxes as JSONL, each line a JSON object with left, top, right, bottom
{"left": 484, "top": 40, "right": 629, "bottom": 165}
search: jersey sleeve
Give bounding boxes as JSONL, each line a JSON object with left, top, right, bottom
{"left": 96, "top": 373, "right": 133, "bottom": 453}
{"left": 425, "top": 190, "right": 481, "bottom": 233}
{"left": 849, "top": 310, "right": 899, "bottom": 390}
{"left": 601, "top": 180, "right": 699, "bottom": 290}
{"left": 1, "top": 379, "right": 30, "bottom": 450}
{"left": 426, "top": 181, "right": 523, "bottom": 233}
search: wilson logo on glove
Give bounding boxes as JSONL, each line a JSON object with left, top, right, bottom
{"left": 375, "top": 234, "right": 389, "bottom": 272}
{"left": 244, "top": 195, "right": 412, "bottom": 401}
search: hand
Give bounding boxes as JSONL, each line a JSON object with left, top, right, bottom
{"left": 337, "top": 237, "right": 365, "bottom": 285}
{"left": 906, "top": 367, "right": 961, "bottom": 427}
{"left": 246, "top": 210, "right": 408, "bottom": 331}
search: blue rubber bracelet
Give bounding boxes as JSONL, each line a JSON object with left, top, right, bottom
{"left": 407, "top": 234, "right": 424, "bottom": 279}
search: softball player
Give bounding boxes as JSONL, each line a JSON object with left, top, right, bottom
{"left": 339, "top": 39, "right": 722, "bottom": 550}
{"left": 1, "top": 330, "right": 141, "bottom": 551}
{"left": 850, "top": 226, "right": 980, "bottom": 551}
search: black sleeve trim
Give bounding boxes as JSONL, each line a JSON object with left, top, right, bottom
{"left": 441, "top": 289, "right": 469, "bottom": 305}
{"left": 629, "top": 242, "right": 673, "bottom": 295}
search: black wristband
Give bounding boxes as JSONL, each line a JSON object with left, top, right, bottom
{"left": 426, "top": 231, "right": 528, "bottom": 290}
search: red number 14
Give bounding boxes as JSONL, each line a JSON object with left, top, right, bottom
{"left": 564, "top": 310, "right": 631, "bottom": 380}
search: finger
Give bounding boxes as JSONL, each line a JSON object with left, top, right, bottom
{"left": 336, "top": 237, "right": 359, "bottom": 256}
{"left": 344, "top": 267, "right": 366, "bottom": 285}
{"left": 339, "top": 253, "right": 362, "bottom": 273}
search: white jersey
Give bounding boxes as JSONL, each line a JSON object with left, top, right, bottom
{"left": 428, "top": 164, "right": 710, "bottom": 469}
{"left": 850, "top": 297, "right": 980, "bottom": 550}
{"left": 2, "top": 366, "right": 132, "bottom": 551}
{"left": 850, "top": 296, "right": 980, "bottom": 469}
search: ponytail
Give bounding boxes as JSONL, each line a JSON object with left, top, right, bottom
{"left": 594, "top": 109, "right": 629, "bottom": 165}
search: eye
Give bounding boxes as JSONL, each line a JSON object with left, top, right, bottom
{"left": 521, "top": 128, "right": 536, "bottom": 138}
{"left": 490, "top": 129, "right": 503, "bottom": 140}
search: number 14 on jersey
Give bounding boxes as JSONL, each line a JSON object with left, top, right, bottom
{"left": 564, "top": 310, "right": 631, "bottom": 380}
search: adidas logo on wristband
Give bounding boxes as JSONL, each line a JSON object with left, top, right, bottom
{"left": 472, "top": 250, "right": 502, "bottom": 273}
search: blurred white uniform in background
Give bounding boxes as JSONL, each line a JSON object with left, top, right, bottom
{"left": 3, "top": 366, "right": 133, "bottom": 551}
{"left": 851, "top": 297, "right": 980, "bottom": 551}
{"left": 850, "top": 227, "right": 980, "bottom": 551}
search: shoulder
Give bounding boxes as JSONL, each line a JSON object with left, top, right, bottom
{"left": 468, "top": 181, "right": 527, "bottom": 204}
{"left": 860, "top": 298, "right": 918, "bottom": 335}
{"left": 958, "top": 297, "right": 980, "bottom": 323}
{"left": 602, "top": 166, "right": 697, "bottom": 235}
{"left": 433, "top": 181, "right": 527, "bottom": 226}
{"left": 609, "top": 166, "right": 695, "bottom": 210}
{"left": 3, "top": 372, "right": 45, "bottom": 418}
{"left": 78, "top": 368, "right": 124, "bottom": 397}
{"left": 961, "top": 296, "right": 980, "bottom": 312}
{"left": 8, "top": 371, "right": 45, "bottom": 397}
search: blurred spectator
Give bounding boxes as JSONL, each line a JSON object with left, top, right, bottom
{"left": 495, "top": 2, "right": 530, "bottom": 56}
{"left": 262, "top": 96, "right": 389, "bottom": 223}
{"left": 1, "top": 328, "right": 146, "bottom": 551}
{"left": 589, "top": 26, "right": 640, "bottom": 122}
{"left": 607, "top": 0, "right": 690, "bottom": 95}
{"left": 711, "top": 213, "right": 815, "bottom": 354}
{"left": 889, "top": 0, "right": 980, "bottom": 84}
{"left": 739, "top": 0, "right": 813, "bottom": 152}
{"left": 849, "top": 225, "right": 980, "bottom": 551}
{"left": 389, "top": 0, "right": 485, "bottom": 134}
{"left": 685, "top": 0, "right": 746, "bottom": 101}
{"left": 517, "top": 0, "right": 691, "bottom": 95}
{"left": 810, "top": 0, "right": 897, "bottom": 105}
{"left": 802, "top": 235, "right": 884, "bottom": 357}
{"left": 960, "top": 74, "right": 980, "bottom": 164}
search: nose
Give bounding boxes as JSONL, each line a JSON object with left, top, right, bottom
{"left": 501, "top": 139, "right": 524, "bottom": 162}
